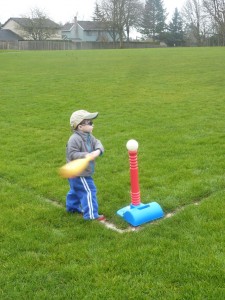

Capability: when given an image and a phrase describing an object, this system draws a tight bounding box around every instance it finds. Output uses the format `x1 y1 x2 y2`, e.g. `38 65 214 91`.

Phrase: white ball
126 139 139 151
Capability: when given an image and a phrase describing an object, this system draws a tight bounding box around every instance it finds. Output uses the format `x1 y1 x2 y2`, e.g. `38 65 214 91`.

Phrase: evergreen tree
140 0 167 41
92 2 105 22
155 0 167 37
166 8 184 46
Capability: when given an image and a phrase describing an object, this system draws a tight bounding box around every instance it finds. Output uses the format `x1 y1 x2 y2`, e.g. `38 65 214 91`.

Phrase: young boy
66 109 105 221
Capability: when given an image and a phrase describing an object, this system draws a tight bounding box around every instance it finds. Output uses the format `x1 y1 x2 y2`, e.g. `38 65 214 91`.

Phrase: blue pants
66 177 99 220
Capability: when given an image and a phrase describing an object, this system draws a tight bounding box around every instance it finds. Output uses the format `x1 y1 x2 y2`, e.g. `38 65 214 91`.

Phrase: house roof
62 21 108 32
61 23 74 31
3 18 61 29
78 21 107 31
0 29 23 41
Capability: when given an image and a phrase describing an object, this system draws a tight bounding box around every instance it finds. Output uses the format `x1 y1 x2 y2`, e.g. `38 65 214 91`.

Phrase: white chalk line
44 198 202 233
99 202 201 233
0 177 209 234
99 220 140 233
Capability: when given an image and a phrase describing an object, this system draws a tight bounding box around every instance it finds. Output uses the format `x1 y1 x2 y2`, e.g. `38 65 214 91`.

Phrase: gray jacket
66 130 104 177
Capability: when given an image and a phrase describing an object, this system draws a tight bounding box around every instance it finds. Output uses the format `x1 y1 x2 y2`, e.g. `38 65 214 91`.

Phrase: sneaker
97 215 106 221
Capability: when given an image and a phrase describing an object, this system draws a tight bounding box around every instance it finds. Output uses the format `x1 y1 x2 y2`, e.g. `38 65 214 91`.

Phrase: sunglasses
80 120 93 126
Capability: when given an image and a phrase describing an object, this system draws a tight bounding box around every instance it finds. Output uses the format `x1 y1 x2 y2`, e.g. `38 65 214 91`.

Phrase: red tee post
117 139 164 226
128 150 141 206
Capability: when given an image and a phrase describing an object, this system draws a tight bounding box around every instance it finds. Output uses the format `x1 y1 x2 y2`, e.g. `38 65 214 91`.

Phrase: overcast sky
1 0 186 25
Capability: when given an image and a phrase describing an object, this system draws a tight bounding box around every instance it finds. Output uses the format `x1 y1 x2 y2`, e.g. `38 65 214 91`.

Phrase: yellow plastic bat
59 156 92 178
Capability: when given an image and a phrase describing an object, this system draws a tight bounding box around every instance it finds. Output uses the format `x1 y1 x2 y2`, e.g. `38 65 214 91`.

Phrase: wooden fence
0 40 166 51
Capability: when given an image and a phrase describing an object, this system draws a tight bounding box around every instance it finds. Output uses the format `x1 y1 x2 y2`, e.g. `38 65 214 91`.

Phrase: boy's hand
86 149 101 160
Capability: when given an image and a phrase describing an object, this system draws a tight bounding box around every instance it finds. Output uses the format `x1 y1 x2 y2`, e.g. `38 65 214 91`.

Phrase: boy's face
79 119 94 133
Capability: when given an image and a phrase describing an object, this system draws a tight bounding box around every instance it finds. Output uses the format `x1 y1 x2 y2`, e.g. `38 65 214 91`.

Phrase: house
0 29 23 41
61 17 115 42
2 18 61 40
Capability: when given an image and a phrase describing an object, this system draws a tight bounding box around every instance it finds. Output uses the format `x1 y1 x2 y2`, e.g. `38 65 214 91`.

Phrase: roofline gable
61 23 75 32
61 20 111 32
2 17 60 29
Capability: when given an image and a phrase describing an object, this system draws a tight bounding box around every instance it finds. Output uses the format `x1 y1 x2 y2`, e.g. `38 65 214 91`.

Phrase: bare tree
98 0 122 44
94 0 144 46
21 7 60 40
181 0 210 46
124 0 144 41
202 0 225 45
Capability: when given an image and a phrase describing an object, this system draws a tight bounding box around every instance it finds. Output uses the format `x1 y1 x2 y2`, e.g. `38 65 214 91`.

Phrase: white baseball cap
70 110 98 129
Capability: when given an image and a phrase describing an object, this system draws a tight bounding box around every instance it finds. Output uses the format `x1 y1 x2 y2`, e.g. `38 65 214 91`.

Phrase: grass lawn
0 48 225 299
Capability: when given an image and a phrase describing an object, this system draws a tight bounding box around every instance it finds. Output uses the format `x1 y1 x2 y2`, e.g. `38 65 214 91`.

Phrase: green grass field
0 48 225 299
